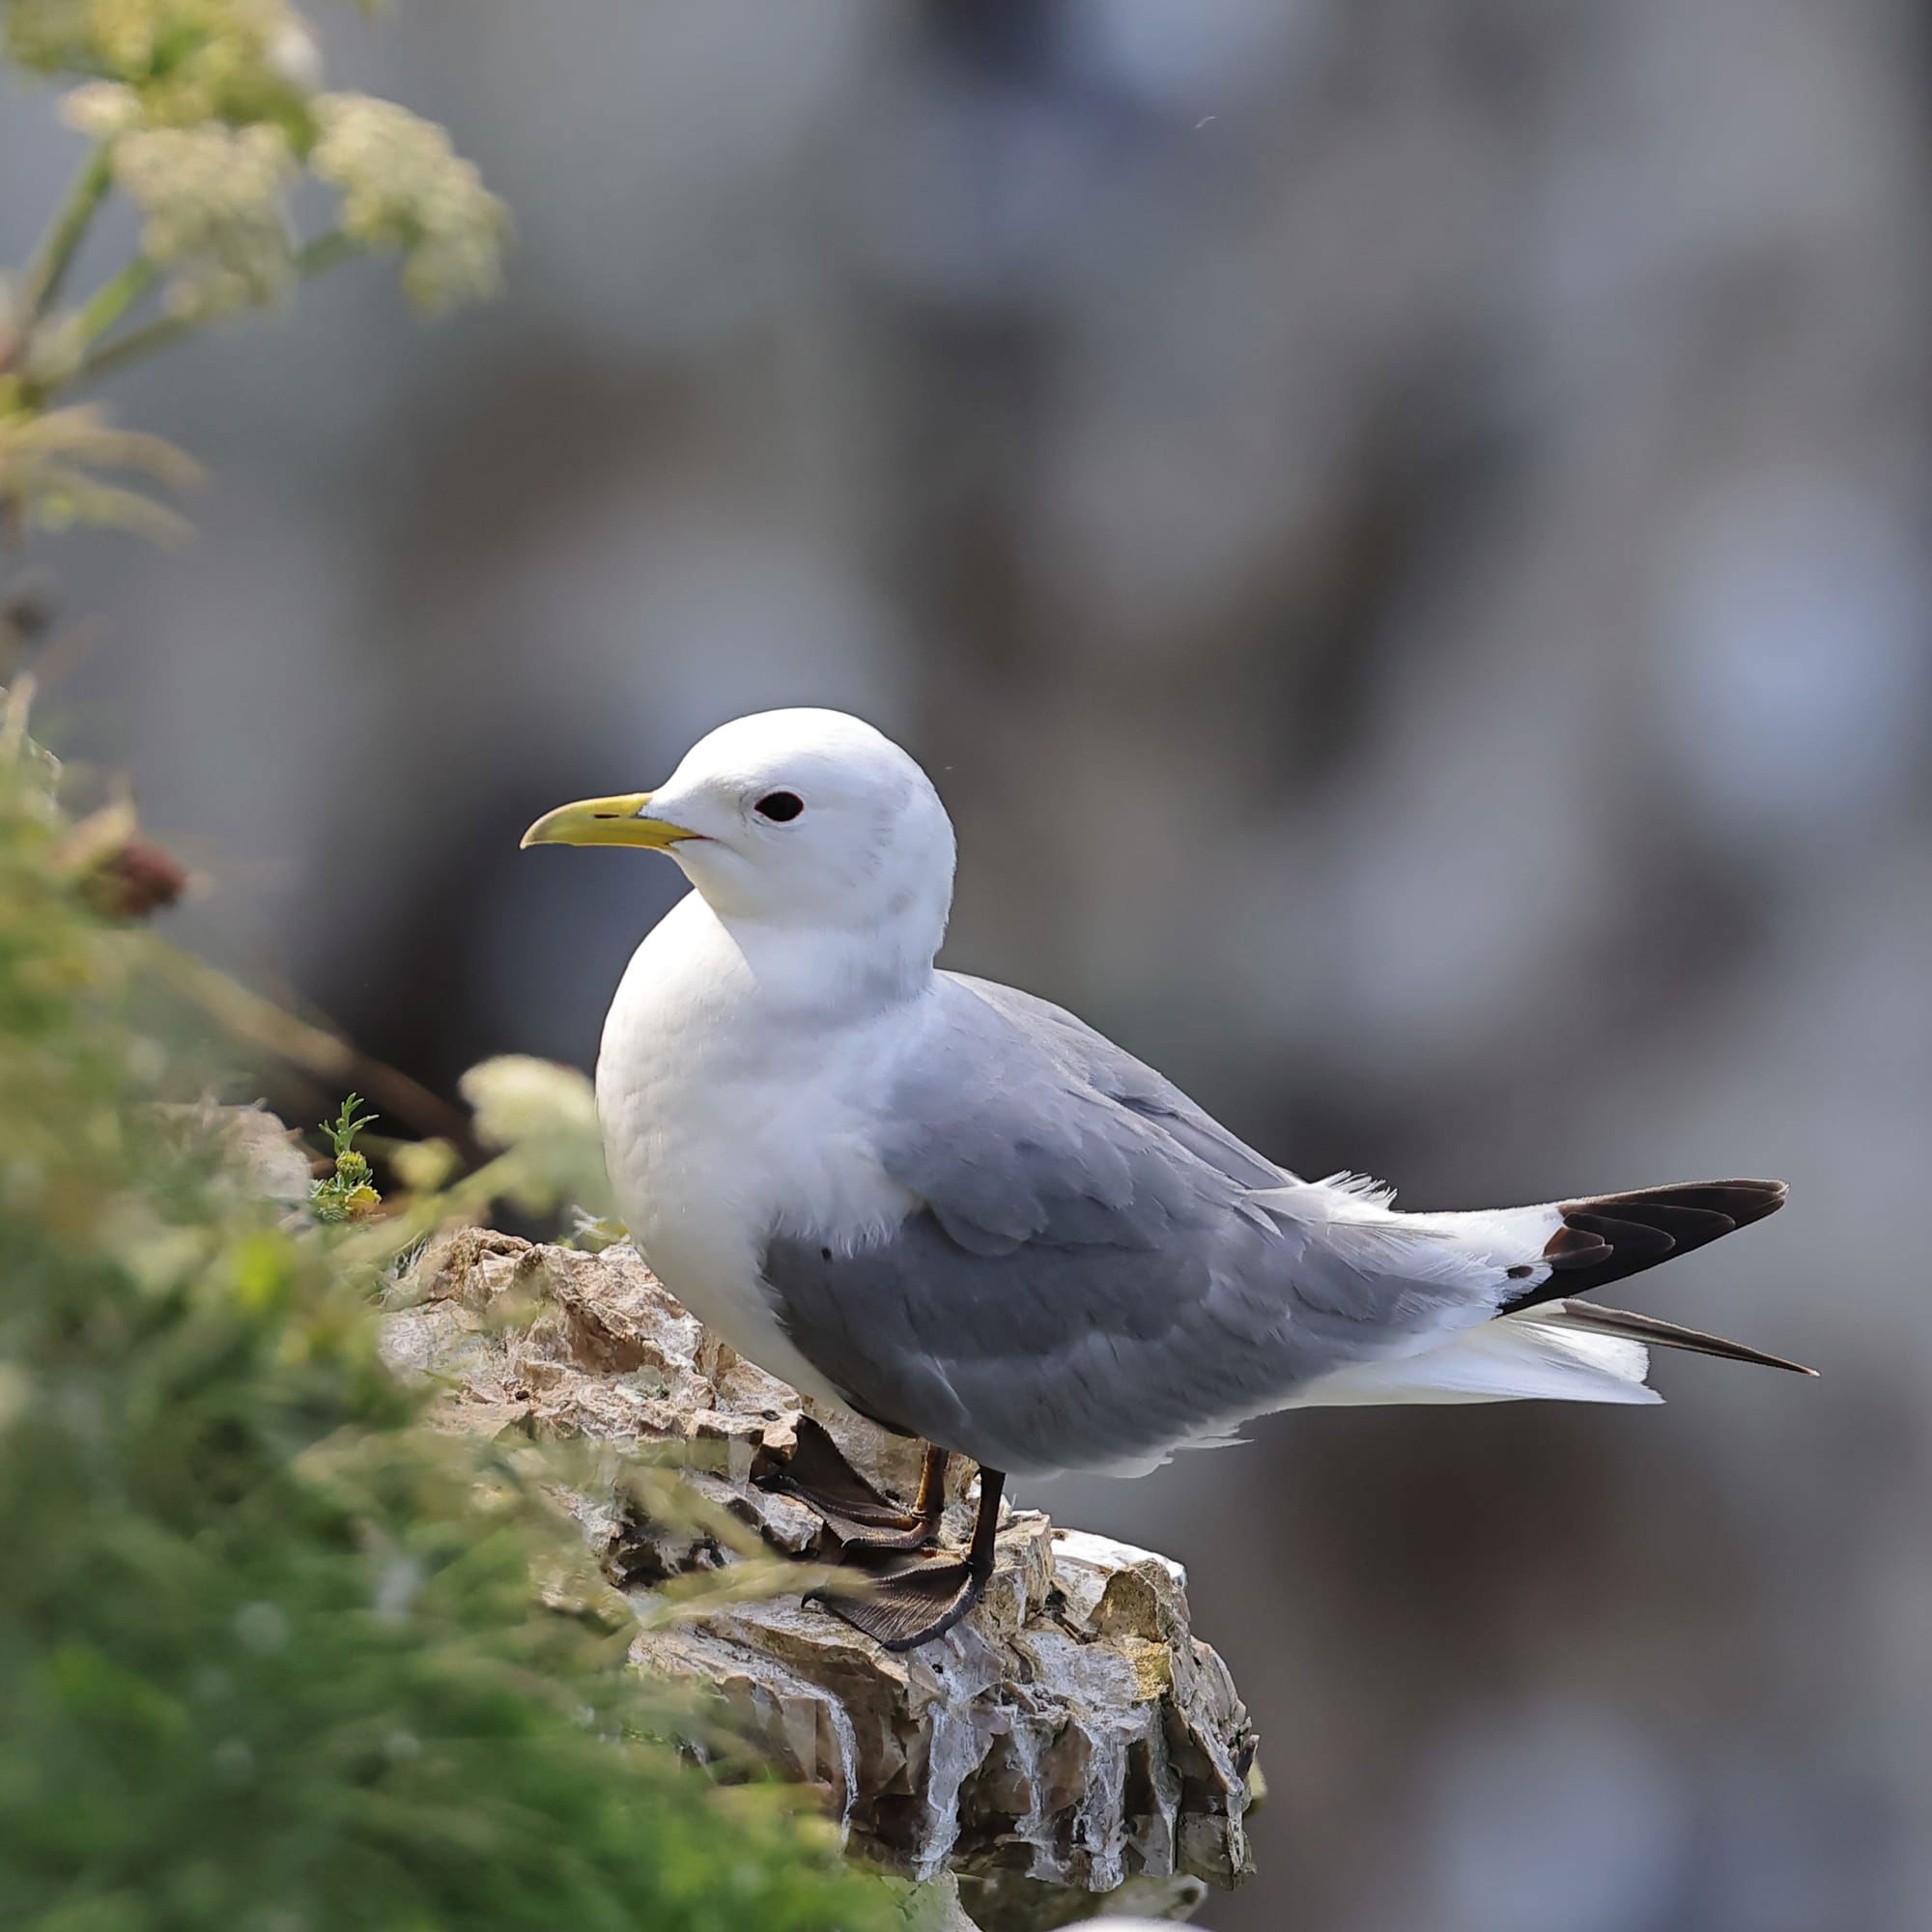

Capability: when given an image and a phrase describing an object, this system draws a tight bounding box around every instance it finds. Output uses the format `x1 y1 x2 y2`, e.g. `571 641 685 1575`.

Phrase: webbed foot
808 1553 986 1652
804 1466 1007 1652
762 1418 949 1552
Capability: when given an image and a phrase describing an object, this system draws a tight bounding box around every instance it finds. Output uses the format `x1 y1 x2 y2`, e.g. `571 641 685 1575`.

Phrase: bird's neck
702 899 938 1025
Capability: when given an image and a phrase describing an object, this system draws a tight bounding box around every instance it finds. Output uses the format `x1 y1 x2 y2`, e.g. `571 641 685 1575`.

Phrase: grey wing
946 975 1292 1198
761 976 1505 1476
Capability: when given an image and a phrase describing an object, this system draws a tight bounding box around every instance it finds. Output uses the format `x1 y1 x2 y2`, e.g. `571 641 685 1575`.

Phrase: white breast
595 892 923 1406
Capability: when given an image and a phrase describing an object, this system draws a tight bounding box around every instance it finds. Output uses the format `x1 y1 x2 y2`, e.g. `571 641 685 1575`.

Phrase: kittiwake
522 708 1806 1650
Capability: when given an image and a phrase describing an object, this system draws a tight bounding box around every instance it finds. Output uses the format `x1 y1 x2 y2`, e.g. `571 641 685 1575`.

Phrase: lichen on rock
381 1230 1257 1914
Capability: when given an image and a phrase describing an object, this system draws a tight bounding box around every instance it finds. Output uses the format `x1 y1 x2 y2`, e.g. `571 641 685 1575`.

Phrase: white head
522 708 956 971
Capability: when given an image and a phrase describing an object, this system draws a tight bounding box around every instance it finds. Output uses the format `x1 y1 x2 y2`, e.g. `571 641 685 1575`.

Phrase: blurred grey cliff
4 4 1926 1927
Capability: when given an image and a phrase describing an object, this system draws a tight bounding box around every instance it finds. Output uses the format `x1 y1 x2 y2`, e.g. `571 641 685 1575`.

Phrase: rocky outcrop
381 1230 1257 1922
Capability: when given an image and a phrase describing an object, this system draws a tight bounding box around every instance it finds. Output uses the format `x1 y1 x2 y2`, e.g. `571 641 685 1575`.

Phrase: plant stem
67 308 191 388
68 230 364 391
293 229 360 278
15 145 115 327
74 256 157 345
144 939 474 1145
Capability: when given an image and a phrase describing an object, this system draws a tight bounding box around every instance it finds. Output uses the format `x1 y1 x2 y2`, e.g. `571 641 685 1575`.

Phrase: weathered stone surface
382 1232 1256 1909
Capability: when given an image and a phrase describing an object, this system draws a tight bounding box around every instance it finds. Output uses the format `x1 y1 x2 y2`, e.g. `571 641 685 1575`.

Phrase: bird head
521 708 957 954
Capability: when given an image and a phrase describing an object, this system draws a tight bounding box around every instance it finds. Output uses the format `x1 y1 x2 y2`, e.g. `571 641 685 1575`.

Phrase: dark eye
753 790 804 823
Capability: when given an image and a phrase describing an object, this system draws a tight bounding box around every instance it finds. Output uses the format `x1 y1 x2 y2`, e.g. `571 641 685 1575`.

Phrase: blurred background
5 4 1928 1926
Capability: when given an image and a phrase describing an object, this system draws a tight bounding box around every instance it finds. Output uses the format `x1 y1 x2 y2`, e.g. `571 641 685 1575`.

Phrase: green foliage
309 1093 379 1222
0 404 200 540
320 1091 376 1162
0 19 901 1925
0 748 894 1927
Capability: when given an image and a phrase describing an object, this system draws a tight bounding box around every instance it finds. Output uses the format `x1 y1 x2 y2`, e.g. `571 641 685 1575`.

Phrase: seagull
523 708 1807 1651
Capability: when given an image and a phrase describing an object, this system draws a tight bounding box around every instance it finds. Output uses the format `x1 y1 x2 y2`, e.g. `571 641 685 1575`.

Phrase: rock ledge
382 1231 1255 1916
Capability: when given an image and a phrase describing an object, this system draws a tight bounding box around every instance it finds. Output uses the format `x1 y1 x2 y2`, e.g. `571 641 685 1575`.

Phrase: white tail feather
1291 1310 1661 1408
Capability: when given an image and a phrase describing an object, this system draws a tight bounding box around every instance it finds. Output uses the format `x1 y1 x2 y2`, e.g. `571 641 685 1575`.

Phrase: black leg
965 1468 1004 1572
762 1418 952 1552
809 1468 1007 1652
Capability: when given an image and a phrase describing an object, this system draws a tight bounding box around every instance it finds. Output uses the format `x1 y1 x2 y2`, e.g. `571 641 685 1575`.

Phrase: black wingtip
1535 1178 1789 1297
1498 1179 1790 1319
1552 1299 1816 1377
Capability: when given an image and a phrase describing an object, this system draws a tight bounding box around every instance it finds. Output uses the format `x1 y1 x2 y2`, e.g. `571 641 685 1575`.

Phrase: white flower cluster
59 81 146 140
460 1056 600 1151
311 94 509 312
111 121 296 318
10 0 317 124
459 1055 611 1219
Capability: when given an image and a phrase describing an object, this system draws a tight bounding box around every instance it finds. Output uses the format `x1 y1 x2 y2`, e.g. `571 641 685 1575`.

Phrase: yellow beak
519 791 696 851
